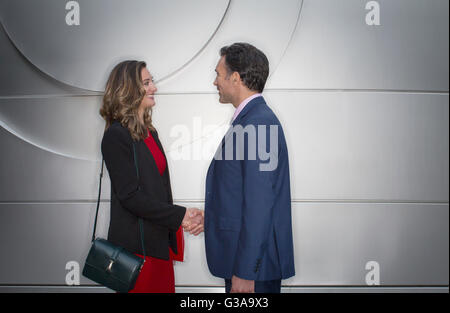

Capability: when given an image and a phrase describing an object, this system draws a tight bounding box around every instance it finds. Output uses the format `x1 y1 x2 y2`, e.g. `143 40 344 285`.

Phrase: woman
100 60 203 293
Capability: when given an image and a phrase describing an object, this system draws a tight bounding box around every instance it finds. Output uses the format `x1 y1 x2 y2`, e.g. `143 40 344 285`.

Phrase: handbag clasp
107 260 114 272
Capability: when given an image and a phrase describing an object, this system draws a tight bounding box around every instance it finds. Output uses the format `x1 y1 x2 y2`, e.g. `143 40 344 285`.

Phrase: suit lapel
209 97 266 177
220 96 265 150
232 96 265 126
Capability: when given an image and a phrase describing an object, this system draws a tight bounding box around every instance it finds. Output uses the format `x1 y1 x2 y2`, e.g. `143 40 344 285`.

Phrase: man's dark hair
220 42 269 93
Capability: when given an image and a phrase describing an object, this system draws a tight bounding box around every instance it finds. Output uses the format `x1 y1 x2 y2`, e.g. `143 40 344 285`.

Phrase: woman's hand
182 208 204 235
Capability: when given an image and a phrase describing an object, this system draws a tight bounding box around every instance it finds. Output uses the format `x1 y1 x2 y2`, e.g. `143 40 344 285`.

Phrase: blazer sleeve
232 119 277 280
101 126 186 231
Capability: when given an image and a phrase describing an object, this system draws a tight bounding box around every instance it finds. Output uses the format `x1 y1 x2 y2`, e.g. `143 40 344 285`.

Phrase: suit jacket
101 121 186 260
204 96 295 281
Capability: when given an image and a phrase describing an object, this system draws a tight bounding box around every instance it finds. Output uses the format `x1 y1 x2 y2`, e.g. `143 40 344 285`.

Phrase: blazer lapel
151 130 165 155
140 131 167 187
211 97 265 166
219 96 265 150
231 96 264 127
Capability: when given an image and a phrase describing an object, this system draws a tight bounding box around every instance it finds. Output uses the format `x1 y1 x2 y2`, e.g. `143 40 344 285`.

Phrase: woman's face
140 67 157 109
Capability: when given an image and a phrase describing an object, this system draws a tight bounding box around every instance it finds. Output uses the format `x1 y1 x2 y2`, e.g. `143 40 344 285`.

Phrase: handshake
181 208 204 236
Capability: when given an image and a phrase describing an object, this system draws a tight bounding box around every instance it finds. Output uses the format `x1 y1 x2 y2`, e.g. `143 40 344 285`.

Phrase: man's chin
218 96 228 104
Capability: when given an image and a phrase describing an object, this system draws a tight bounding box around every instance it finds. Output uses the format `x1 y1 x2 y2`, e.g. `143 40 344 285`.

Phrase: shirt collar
231 93 262 123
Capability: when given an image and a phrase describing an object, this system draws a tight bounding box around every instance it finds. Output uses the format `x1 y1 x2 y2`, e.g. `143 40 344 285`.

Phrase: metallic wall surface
0 0 448 292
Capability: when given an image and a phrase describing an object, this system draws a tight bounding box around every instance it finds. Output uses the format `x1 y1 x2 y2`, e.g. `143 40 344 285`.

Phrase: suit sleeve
101 126 186 231
232 120 277 280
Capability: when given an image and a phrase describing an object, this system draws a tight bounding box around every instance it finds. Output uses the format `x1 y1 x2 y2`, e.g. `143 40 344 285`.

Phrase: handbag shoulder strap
91 141 146 259
91 158 104 242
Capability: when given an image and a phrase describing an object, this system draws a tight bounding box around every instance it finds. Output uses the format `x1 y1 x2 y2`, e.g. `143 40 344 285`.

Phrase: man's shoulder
245 99 281 126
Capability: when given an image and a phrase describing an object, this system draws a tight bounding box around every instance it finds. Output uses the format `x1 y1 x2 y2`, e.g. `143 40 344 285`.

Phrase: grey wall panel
0 0 231 91
2 91 446 202
0 126 105 201
0 24 94 97
264 91 449 202
0 202 447 286
285 202 449 286
268 0 449 92
0 96 104 161
114 0 450 93
0 286 447 293
2 0 446 94
0 203 103 284
151 93 234 202
0 201 218 286
151 92 449 202
153 0 303 94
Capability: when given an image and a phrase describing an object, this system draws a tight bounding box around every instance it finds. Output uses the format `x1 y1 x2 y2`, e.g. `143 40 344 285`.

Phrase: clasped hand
181 208 204 236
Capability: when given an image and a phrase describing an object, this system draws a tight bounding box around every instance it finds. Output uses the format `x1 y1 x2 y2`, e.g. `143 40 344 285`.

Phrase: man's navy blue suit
204 96 295 288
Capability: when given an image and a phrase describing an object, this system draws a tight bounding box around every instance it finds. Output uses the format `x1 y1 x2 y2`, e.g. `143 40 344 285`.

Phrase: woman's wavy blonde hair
100 60 155 140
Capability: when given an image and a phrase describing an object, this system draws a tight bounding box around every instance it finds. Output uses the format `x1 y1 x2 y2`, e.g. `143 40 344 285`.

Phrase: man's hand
181 208 204 235
230 275 255 293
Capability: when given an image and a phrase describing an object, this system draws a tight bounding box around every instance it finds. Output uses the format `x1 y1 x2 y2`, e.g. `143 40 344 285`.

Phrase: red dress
128 130 184 293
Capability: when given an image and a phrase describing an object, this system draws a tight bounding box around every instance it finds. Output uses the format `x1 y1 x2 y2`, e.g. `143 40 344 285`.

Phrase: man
204 43 295 293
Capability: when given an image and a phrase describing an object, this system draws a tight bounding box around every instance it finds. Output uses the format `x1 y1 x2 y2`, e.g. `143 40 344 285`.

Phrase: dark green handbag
82 142 145 293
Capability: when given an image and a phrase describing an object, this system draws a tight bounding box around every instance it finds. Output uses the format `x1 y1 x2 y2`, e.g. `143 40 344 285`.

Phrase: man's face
213 56 234 104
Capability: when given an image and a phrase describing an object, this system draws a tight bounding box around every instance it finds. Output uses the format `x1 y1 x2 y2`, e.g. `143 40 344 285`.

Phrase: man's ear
231 71 241 84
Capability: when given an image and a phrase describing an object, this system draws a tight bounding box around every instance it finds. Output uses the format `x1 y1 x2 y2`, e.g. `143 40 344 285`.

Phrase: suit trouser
225 279 281 293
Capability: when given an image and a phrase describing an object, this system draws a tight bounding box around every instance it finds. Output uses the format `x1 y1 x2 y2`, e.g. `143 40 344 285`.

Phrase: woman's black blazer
101 121 186 260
